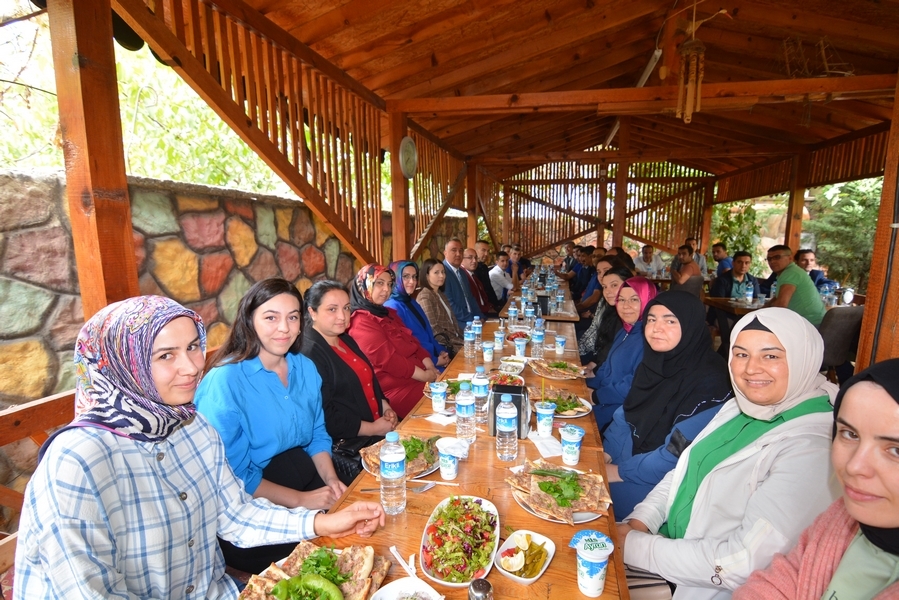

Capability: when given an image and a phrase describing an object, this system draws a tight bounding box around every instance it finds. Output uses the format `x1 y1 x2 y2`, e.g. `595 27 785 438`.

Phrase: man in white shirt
489 251 515 302
634 244 664 274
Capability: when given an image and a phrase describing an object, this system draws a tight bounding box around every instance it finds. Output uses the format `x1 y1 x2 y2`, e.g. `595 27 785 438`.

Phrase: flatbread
508 460 611 525
238 541 390 600
529 359 585 380
358 434 439 479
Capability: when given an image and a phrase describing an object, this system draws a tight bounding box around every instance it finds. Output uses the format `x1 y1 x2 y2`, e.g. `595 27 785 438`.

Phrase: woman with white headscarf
616 307 840 600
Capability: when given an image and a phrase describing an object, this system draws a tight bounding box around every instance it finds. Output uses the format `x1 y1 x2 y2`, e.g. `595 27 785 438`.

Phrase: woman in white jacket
617 307 840 600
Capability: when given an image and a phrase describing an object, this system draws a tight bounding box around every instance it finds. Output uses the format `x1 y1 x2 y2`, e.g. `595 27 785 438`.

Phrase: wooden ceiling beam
631 115 776 147
473 144 806 165
386 73 897 116
376 0 664 99
458 114 602 156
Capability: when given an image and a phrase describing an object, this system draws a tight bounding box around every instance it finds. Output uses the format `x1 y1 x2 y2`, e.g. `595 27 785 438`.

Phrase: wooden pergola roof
245 0 899 177
44 0 899 369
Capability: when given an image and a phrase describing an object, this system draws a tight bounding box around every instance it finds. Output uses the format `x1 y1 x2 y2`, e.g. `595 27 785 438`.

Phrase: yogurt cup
435 438 459 480
554 335 567 355
494 330 505 349
560 424 585 465
514 338 528 357
482 341 494 362
569 530 614 597
535 402 556 437
429 381 448 412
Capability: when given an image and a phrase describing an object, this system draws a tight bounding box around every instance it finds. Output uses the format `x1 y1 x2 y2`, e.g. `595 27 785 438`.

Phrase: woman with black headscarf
348 264 440 419
602 291 733 516
735 358 899 599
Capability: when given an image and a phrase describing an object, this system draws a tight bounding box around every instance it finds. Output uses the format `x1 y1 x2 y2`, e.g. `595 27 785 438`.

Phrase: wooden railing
409 132 467 260
116 0 385 263
0 391 76 572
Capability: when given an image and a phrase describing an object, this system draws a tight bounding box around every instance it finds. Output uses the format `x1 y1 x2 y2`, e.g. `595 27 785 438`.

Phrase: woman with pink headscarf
587 276 658 431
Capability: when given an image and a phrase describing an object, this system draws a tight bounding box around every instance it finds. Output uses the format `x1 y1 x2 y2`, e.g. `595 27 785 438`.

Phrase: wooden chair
819 305 865 383
669 275 705 298
0 391 76 574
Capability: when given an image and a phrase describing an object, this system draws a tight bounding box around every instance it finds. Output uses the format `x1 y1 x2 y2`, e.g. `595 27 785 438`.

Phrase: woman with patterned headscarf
14 296 384 599
735 358 899 599
587 276 658 431
348 264 441 419
384 260 450 370
617 308 839 600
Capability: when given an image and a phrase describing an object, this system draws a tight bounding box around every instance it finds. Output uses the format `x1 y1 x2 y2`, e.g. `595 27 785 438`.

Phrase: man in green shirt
766 244 826 326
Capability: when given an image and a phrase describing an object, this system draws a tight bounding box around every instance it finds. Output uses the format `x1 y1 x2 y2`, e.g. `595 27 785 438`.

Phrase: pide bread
237 540 390 600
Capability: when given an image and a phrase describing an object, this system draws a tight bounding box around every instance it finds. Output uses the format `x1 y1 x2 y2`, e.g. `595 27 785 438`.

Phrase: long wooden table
498 289 580 322
317 321 629 599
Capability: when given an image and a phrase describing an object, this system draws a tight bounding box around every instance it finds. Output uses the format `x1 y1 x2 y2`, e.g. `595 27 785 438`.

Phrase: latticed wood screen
124 0 385 262
506 164 607 256
410 131 466 253
807 128 889 186
624 163 711 251
477 170 504 248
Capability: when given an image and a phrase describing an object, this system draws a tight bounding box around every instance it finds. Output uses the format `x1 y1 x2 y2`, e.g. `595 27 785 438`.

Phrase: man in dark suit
442 238 482 325
474 240 502 311
463 248 497 317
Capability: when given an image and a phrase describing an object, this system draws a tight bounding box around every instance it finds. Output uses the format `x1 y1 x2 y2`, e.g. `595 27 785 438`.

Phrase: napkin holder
487 384 530 439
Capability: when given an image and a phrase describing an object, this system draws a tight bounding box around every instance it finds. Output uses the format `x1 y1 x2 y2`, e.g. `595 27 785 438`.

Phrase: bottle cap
460 382 471 390
476 366 485 373
501 394 512 402
386 431 399 442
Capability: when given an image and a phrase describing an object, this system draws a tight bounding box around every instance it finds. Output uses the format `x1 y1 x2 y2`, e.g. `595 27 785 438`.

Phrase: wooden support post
597 162 608 248
857 68 899 369
502 185 511 243
612 118 630 246
48 0 139 319
389 111 410 261
467 166 478 247
784 153 810 252
700 183 714 249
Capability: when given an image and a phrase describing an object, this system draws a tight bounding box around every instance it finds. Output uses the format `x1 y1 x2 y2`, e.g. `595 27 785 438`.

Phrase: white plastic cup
494 330 505 350
535 402 556 437
429 381 448 412
482 341 494 362
560 424 585 465
514 338 528 357
554 335 567 355
435 437 459 480
569 531 615 598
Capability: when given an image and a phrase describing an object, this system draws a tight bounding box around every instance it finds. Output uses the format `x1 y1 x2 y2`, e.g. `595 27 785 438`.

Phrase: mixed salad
421 497 498 584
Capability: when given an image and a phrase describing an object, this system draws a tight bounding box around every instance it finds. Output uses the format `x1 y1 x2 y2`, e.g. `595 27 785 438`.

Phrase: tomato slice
422 549 433 568
473 568 486 579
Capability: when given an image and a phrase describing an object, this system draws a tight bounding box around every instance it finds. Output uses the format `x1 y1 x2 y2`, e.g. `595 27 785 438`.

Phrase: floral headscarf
350 263 395 318
72 295 206 443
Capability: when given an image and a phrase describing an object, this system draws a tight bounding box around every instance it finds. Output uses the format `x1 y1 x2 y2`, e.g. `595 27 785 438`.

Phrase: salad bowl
419 496 499 588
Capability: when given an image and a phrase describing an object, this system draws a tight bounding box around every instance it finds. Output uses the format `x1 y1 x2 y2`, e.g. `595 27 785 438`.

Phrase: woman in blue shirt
588 276 657 431
384 260 450 368
196 278 344 573
602 291 732 515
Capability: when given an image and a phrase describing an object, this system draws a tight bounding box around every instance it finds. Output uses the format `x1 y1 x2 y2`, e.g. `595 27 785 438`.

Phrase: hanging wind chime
676 38 705 123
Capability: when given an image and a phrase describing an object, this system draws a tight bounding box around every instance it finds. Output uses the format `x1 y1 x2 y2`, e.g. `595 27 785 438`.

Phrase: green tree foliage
1 3 295 196
805 178 881 293
710 199 765 273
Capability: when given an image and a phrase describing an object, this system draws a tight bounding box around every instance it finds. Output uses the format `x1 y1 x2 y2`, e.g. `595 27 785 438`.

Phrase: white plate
531 397 592 419
419 496 500 588
493 530 555 585
362 456 440 480
370 577 444 600
529 361 584 380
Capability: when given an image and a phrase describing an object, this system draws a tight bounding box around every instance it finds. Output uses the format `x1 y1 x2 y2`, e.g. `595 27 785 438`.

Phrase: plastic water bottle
531 325 545 358
524 303 535 329
495 394 518 461
471 366 490 424
455 382 476 444
472 316 483 349
508 300 518 323
380 431 406 515
463 321 476 358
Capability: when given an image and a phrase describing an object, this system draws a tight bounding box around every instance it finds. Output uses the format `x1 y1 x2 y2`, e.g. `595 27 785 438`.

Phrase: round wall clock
399 136 418 179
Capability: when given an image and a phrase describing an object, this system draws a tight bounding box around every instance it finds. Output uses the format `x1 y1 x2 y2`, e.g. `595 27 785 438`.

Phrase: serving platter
419 496 499 588
511 489 601 525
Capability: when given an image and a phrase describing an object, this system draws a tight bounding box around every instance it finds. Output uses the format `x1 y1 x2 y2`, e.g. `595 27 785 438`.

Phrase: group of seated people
15 236 893 599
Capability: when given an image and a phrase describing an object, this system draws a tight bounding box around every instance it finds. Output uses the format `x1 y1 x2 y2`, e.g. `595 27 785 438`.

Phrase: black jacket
301 328 387 440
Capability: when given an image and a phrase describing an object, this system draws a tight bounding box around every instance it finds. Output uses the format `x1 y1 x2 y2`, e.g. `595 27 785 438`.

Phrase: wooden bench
0 391 76 573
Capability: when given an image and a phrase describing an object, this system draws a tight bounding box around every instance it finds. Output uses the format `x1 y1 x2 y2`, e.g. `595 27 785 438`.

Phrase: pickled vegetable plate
493 530 555 585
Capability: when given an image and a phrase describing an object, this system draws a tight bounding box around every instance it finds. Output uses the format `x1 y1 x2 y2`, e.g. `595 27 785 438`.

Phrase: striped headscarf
73 295 206 442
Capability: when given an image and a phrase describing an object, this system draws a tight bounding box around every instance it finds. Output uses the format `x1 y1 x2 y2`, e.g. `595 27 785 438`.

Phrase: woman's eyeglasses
402 274 419 281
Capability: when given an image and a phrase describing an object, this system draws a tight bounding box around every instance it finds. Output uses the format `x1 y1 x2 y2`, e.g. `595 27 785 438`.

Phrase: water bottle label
497 415 517 432
532 331 545 343
473 322 482 333
509 309 518 319
464 331 475 341
525 307 535 317
473 382 489 396
380 458 405 480
457 401 475 417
